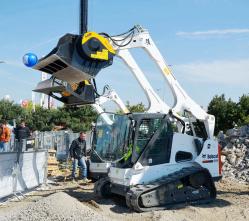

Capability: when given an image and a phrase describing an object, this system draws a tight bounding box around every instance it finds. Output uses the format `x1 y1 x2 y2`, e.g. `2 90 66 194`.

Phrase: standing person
0 120 11 152
0 123 4 152
69 132 90 183
14 121 31 161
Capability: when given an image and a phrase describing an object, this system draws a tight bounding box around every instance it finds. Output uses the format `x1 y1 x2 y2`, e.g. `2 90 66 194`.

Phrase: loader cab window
139 121 173 166
186 120 208 140
92 113 131 162
135 118 163 155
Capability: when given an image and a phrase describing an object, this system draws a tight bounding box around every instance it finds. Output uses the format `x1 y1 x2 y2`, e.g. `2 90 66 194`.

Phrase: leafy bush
208 94 249 134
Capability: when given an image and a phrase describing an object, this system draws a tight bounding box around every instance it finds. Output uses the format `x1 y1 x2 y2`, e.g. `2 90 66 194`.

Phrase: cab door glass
139 122 173 166
136 118 162 155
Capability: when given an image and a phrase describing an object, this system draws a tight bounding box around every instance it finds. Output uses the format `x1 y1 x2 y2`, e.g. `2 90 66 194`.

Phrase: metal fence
34 130 91 160
0 130 92 199
1 130 92 160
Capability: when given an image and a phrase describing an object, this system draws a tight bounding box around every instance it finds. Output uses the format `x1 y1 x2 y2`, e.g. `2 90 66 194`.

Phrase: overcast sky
0 0 249 109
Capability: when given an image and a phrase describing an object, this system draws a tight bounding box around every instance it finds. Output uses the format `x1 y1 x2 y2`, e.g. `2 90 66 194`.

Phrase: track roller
94 177 112 198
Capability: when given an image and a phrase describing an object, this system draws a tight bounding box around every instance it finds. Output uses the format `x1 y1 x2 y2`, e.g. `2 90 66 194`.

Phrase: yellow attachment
82 32 116 54
61 80 91 97
83 80 91 85
91 49 109 60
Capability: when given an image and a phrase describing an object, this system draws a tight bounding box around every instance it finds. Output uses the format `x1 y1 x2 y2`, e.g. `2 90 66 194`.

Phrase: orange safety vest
0 125 11 142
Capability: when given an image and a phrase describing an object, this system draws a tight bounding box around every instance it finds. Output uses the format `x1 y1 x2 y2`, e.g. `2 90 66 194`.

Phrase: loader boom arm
108 25 215 138
93 88 129 114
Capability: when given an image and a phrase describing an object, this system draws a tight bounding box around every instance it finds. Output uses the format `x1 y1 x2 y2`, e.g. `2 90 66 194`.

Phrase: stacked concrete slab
0 150 47 199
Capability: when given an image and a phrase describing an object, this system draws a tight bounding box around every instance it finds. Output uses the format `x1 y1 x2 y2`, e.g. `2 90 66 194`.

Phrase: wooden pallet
47 149 60 176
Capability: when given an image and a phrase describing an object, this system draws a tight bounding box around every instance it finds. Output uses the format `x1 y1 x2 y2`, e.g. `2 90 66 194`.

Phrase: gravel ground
0 178 248 221
0 191 110 221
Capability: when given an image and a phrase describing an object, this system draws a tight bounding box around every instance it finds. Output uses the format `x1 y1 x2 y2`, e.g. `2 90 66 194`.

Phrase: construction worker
0 120 11 152
69 132 90 183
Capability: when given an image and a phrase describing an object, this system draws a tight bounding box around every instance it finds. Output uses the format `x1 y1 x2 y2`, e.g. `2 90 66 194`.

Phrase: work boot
81 177 91 184
68 176 77 183
72 178 77 183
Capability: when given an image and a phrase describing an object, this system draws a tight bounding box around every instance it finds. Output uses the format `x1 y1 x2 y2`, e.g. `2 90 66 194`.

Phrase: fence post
43 149 48 185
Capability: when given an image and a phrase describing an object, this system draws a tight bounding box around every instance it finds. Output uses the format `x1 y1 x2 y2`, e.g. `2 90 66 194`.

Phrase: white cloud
173 58 249 86
176 28 249 37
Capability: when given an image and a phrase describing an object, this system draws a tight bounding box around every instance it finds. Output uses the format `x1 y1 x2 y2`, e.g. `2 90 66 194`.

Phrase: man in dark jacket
70 132 90 183
14 121 31 141
14 121 31 163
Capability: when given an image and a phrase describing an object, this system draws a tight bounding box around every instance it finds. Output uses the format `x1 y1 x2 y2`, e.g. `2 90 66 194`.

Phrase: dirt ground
0 178 248 221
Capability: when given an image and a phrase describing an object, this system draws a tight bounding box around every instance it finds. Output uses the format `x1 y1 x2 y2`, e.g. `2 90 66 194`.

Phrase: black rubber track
126 166 217 212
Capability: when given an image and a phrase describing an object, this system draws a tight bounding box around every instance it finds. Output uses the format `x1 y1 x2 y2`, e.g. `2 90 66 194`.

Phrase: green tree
237 94 249 125
29 106 53 131
63 105 97 132
126 101 146 113
0 100 24 122
208 94 239 134
0 99 98 132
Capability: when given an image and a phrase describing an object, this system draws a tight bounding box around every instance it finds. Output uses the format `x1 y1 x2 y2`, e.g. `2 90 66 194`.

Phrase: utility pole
79 0 88 34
